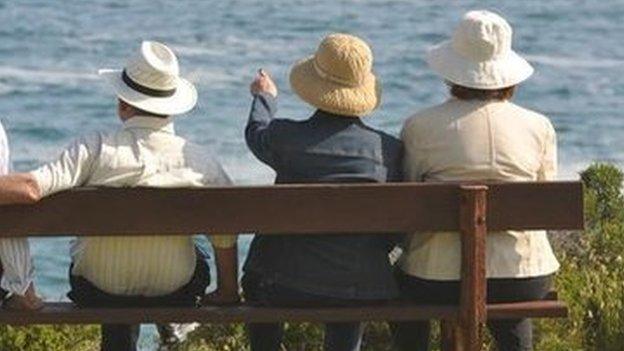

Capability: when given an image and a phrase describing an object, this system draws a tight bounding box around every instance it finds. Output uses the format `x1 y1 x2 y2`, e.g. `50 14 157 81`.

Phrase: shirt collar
123 116 175 134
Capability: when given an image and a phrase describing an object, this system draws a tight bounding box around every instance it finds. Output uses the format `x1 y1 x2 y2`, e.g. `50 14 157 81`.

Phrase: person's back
400 97 558 281
51 117 227 296
260 113 401 183
402 98 555 183
244 106 402 298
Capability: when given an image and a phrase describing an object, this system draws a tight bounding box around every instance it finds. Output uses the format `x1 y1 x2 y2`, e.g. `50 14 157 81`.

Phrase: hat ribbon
312 58 363 88
122 70 177 98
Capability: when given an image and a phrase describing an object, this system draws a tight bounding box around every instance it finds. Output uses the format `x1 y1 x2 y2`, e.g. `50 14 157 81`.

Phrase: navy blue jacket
243 93 403 299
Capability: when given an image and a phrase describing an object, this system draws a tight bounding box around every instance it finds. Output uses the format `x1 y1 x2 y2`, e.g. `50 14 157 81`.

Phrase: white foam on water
185 68 241 87
0 66 98 86
0 82 13 96
174 45 227 57
525 55 624 69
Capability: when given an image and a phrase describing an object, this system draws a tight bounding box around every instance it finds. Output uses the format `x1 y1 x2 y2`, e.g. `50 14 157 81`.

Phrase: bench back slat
0 182 583 237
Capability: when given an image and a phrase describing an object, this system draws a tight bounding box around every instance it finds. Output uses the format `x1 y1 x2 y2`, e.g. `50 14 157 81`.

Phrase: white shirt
0 120 35 297
399 98 560 280
30 116 236 296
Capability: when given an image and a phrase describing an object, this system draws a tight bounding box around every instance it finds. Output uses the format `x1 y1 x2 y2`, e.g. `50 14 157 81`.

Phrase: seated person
0 41 238 351
393 11 559 351
243 33 403 351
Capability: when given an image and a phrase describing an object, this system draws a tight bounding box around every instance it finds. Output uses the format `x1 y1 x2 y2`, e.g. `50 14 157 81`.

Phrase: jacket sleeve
537 122 558 181
245 93 279 167
401 121 426 182
29 133 100 197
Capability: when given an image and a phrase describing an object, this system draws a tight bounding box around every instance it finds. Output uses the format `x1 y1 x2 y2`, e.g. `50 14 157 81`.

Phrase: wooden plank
0 182 583 237
487 181 585 231
0 303 458 325
441 291 562 350
0 301 567 325
488 300 568 319
456 186 488 351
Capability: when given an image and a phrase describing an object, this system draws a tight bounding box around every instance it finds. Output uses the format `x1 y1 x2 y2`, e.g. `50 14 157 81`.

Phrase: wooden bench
0 182 584 350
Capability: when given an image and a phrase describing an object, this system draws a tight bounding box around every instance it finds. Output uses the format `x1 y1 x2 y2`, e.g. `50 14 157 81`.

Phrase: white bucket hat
99 41 197 115
426 10 534 89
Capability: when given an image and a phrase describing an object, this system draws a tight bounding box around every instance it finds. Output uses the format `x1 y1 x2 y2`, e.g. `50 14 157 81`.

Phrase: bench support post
442 185 488 351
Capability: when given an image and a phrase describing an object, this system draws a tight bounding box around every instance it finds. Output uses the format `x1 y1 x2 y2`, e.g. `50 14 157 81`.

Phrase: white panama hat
426 10 534 89
99 41 197 115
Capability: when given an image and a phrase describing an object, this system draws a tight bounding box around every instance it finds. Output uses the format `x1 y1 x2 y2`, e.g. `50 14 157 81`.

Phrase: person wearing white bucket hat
394 10 559 351
241 34 403 351
0 41 238 351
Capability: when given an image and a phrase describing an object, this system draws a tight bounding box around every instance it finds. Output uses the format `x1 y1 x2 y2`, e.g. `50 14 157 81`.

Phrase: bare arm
0 173 41 205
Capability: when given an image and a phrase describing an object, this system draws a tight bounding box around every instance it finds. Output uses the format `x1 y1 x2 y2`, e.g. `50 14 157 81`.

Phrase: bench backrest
0 182 583 236
0 182 584 351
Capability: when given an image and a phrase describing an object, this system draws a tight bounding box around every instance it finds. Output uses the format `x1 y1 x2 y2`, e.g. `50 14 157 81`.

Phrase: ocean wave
0 66 98 86
174 45 227 57
525 55 624 69
185 68 242 87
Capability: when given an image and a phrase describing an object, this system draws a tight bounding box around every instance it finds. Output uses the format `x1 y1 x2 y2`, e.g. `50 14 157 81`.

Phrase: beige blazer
399 98 560 280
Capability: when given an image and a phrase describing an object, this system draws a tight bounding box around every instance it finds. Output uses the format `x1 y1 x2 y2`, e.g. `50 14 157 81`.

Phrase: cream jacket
31 116 236 296
399 98 560 280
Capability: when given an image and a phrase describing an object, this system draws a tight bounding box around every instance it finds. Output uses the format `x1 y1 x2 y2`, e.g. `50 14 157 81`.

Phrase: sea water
1 0 623 348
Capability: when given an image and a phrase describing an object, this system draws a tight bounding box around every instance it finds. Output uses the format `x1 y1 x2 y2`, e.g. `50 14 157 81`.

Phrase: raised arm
245 70 279 167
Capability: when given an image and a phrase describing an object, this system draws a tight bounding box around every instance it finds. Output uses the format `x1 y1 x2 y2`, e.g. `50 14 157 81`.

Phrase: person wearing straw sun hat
394 10 559 351
0 41 239 351
242 33 402 351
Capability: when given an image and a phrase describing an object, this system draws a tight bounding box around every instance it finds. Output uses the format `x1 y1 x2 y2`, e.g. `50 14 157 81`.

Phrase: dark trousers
68 250 210 351
392 272 553 351
242 273 368 351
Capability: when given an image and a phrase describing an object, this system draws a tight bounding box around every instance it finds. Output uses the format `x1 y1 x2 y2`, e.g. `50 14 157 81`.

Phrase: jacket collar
311 109 362 123
123 116 175 134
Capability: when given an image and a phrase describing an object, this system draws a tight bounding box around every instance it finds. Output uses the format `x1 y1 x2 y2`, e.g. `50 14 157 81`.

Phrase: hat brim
289 56 381 117
426 40 534 89
98 69 198 115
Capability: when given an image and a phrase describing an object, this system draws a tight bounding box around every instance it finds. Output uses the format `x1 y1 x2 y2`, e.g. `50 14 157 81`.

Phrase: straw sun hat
290 33 381 117
427 10 534 89
99 41 197 116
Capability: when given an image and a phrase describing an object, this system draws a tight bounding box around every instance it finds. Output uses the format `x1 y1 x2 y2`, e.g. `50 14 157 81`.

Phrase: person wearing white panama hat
98 41 198 116
0 41 238 351
394 10 559 351
242 33 403 351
